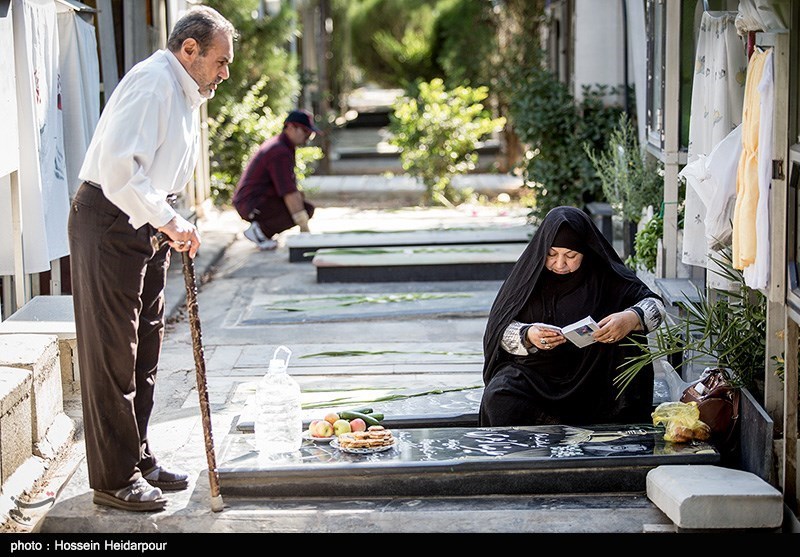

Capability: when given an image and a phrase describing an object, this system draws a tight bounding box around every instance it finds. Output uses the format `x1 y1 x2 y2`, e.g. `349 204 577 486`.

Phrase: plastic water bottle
254 346 302 455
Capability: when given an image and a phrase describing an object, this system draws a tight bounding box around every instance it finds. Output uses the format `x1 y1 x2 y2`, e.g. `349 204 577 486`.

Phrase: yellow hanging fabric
732 48 768 270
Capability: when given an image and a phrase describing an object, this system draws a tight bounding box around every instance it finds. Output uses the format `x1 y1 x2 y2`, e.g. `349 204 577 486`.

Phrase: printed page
560 316 600 348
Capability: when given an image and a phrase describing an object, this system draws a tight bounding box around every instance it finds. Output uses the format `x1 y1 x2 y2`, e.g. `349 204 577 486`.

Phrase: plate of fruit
304 408 384 443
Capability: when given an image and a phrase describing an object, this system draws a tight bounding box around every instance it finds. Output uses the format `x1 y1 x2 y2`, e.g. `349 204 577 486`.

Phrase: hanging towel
56 6 100 199
733 47 769 271
742 47 773 290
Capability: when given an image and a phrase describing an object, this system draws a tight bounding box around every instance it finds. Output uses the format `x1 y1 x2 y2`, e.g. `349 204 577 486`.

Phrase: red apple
312 420 334 438
349 418 367 432
323 412 340 425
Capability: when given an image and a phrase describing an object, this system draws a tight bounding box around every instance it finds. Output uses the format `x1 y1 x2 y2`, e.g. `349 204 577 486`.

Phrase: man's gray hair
167 5 237 54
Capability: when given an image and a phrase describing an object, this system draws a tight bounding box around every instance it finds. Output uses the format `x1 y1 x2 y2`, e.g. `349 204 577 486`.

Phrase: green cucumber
345 407 373 415
369 413 384 421
339 410 381 426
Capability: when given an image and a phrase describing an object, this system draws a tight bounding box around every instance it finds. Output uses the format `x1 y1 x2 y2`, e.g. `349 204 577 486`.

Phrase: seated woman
480 206 665 427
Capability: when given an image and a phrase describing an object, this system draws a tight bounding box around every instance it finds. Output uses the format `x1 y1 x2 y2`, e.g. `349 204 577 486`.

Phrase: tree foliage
348 0 441 88
433 0 497 89
201 0 311 205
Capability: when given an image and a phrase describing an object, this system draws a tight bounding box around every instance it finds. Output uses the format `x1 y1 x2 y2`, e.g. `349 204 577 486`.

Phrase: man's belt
84 181 178 206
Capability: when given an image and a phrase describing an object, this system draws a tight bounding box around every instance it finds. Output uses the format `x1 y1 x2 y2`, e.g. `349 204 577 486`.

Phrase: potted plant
614 248 766 396
627 211 662 274
613 248 789 473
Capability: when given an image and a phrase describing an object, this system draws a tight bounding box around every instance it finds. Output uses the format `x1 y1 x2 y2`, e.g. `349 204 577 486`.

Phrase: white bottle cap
269 345 292 372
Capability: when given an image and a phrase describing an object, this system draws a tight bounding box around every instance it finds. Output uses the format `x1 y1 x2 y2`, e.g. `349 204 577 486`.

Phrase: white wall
573 0 626 106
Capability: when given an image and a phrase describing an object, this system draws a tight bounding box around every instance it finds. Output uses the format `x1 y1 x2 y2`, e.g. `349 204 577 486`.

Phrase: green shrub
202 0 303 206
585 113 664 224
508 56 623 221
389 78 505 205
434 0 496 88
626 212 662 273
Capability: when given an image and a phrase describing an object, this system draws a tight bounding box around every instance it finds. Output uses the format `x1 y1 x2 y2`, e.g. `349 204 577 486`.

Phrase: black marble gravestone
218 424 718 497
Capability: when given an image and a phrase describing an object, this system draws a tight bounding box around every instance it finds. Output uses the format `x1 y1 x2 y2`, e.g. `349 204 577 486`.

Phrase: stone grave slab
288 225 533 262
218 424 719 498
233 291 496 325
237 383 484 433
235 356 673 433
235 341 482 367
312 243 525 283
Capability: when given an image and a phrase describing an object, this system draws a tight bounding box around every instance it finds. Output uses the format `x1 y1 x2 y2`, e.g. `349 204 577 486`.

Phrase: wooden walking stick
181 249 224 512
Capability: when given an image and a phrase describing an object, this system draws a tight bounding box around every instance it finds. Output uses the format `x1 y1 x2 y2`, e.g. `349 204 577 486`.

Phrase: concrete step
305 173 524 199
287 224 534 262
312 243 525 283
0 295 79 398
0 333 75 529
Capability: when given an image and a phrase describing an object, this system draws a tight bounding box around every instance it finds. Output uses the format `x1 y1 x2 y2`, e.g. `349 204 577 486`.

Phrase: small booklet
535 316 600 348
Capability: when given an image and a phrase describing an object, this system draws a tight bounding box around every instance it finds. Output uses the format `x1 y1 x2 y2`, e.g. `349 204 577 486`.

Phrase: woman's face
545 247 584 274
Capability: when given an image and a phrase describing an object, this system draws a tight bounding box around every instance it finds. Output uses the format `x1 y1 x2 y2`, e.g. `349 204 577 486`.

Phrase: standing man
233 110 319 250
68 6 236 512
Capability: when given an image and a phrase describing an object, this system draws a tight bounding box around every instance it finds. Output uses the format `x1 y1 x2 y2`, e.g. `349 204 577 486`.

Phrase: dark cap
284 109 320 133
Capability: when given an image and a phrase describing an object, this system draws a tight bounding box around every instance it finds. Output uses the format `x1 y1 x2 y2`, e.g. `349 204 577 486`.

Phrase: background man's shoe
243 222 268 244
256 238 278 251
142 465 190 491
93 478 166 512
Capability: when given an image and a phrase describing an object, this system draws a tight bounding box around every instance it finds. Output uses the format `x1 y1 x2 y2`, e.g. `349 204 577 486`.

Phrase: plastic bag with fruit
651 401 711 443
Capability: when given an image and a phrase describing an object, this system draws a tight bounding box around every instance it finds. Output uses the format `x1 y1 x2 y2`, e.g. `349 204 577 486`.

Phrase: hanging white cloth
678 123 743 251
56 6 99 199
0 7 20 178
735 0 791 34
742 47 774 290
0 6 22 278
1 0 70 276
682 10 747 290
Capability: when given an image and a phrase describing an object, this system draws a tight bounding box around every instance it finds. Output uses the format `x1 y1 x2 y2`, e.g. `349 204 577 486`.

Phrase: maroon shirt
232 131 298 217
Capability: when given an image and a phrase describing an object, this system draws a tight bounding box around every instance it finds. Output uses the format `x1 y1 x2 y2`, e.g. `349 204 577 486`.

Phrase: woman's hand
528 325 566 350
595 310 641 344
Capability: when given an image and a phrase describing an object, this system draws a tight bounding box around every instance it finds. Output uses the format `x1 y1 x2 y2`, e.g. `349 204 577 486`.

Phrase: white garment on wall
682 11 747 290
0 8 20 177
742 47 774 290
56 9 100 199
735 0 791 34
679 124 743 251
1 0 70 276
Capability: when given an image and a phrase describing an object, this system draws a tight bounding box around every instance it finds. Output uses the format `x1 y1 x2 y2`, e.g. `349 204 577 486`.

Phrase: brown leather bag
680 367 740 444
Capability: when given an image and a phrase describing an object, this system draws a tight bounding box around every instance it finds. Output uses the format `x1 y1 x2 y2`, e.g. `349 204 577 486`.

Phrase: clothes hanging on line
678 123 742 252
741 47 774 290
682 10 746 290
